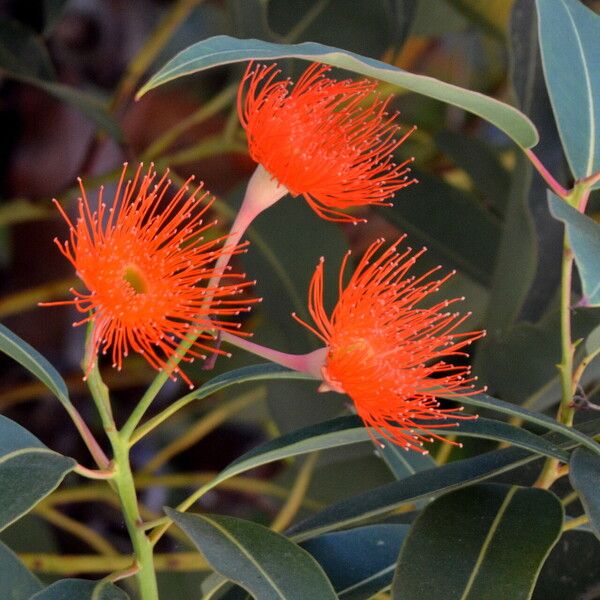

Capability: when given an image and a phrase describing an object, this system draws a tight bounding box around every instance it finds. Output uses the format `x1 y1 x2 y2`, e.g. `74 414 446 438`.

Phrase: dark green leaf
287 447 537 541
0 18 54 79
391 484 563 599
138 35 538 148
536 0 600 183
378 440 436 480
435 130 510 214
377 168 500 285
29 79 123 142
204 413 567 502
548 192 600 306
586 323 600 354
302 524 409 599
569 447 600 540
165 509 337 600
0 415 75 531
534 530 600 600
30 579 129 599
0 322 71 408
0 539 42 599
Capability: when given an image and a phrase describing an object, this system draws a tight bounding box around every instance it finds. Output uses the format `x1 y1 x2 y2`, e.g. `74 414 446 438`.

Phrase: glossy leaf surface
166 509 337 600
536 0 600 183
548 192 600 306
392 484 563 599
0 539 42 599
0 415 75 531
138 35 538 148
569 447 600 540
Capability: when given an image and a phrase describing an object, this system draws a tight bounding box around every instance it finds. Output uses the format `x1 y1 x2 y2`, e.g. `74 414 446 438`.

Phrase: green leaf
0 415 75 531
378 440 436 481
0 323 71 408
28 79 123 142
0 539 42 599
165 509 337 600
30 579 129 599
194 413 566 504
377 168 500 286
435 131 510 214
0 19 121 140
287 447 537 541
0 18 54 79
548 192 600 306
534 530 600 599
391 484 563 599
137 35 538 148
569 447 600 540
453 392 600 456
536 0 600 183
302 524 409 599
586 323 600 354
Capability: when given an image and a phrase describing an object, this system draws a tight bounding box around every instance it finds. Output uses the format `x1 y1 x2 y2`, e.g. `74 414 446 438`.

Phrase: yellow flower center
123 264 148 294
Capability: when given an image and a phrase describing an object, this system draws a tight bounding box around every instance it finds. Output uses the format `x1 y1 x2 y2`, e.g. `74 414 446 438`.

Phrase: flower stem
84 334 158 598
534 181 591 488
121 165 287 438
221 331 326 377
110 431 159 600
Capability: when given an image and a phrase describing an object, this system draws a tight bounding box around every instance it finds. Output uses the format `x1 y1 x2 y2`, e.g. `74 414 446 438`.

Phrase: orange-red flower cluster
294 237 485 453
47 164 256 387
238 62 416 222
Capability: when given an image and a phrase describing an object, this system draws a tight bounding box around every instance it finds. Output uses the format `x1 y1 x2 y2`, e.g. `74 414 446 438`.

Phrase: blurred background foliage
1 0 600 598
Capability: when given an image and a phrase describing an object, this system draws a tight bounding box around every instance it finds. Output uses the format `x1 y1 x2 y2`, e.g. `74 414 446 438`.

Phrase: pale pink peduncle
221 331 327 379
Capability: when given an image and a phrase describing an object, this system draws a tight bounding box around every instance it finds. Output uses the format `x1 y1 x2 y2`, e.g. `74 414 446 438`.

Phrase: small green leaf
0 415 75 531
302 524 409 599
138 35 538 148
391 484 563 599
30 579 129 599
165 509 337 600
0 323 70 408
536 0 600 183
548 192 600 306
569 447 600 540
0 539 42 599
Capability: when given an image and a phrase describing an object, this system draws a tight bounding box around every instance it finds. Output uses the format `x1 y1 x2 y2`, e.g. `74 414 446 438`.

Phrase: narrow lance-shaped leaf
0 323 70 406
536 0 600 184
569 447 600 541
548 192 600 306
165 509 337 600
391 484 563 600
137 35 538 149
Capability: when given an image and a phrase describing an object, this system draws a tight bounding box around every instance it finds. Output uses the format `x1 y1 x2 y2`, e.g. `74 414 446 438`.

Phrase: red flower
237 62 416 223
294 237 485 453
45 163 256 387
